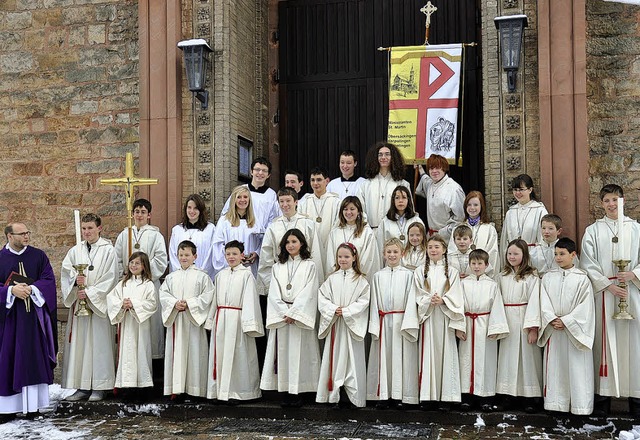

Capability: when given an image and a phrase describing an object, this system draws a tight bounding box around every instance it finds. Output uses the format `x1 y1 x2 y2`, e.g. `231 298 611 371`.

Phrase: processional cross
421 1 438 45
100 152 158 257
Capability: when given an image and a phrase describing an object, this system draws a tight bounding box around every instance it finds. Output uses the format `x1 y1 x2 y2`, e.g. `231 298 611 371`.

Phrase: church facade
0 0 638 275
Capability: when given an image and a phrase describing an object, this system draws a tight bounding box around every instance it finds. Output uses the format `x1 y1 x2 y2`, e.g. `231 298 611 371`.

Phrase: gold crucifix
421 1 438 45
100 152 158 257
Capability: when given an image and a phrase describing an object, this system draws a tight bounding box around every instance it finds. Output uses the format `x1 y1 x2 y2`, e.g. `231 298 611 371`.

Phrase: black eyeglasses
10 231 31 237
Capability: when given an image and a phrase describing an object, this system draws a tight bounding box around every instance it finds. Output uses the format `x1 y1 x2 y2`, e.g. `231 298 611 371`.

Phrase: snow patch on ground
474 414 485 427
618 424 640 440
124 403 164 417
0 418 91 439
503 413 518 420
553 420 616 436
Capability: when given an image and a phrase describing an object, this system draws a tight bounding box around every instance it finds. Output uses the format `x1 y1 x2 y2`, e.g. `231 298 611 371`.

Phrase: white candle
618 198 625 260
74 209 82 248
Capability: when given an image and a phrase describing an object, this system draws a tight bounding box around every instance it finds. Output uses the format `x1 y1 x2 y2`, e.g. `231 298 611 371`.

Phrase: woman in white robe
414 235 465 406
376 186 424 253
357 142 410 229
326 196 380 282
496 240 543 406
160 250 214 398
106 252 157 390
212 186 263 277
205 261 264 401
168 194 216 279
448 191 501 277
500 174 548 256
317 244 370 408
402 222 427 271
260 229 321 406
367 239 419 406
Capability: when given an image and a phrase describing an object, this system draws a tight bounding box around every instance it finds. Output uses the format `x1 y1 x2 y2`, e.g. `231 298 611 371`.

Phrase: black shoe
460 402 472 411
331 402 341 410
524 405 537 414
375 401 390 410
480 404 493 412
394 401 406 410
227 399 240 406
420 401 436 411
0 414 16 424
438 402 451 412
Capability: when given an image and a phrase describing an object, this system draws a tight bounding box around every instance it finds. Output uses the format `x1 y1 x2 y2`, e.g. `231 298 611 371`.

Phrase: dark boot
593 395 611 417
629 397 640 417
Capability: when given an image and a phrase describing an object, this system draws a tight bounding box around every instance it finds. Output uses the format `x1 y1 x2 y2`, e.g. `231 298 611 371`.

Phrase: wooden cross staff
100 152 158 257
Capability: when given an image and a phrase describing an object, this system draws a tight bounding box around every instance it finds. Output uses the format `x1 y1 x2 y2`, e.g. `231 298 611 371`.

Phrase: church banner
387 44 463 164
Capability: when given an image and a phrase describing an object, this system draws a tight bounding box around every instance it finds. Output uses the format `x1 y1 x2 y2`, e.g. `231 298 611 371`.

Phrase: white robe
531 240 581 278
356 174 410 229
458 275 509 397
495 272 543 397
257 213 324 294
317 269 370 407
298 192 341 261
580 216 640 398
415 174 465 241
402 246 426 271
539 267 594 414
414 260 465 402
260 257 321 394
168 222 216 279
205 265 264 400
500 200 548 255
212 216 263 277
220 184 281 231
448 248 473 278
114 224 168 359
448 221 501 277
325 224 381 282
327 176 366 201
376 214 424 254
366 266 419 403
106 277 157 388
159 265 214 397
61 238 119 391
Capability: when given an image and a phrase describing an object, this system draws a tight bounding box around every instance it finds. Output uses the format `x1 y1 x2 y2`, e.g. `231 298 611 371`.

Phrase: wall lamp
177 38 212 110
494 14 528 93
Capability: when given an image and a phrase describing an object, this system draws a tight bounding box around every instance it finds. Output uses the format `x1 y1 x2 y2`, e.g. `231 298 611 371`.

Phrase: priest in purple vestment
0 223 57 418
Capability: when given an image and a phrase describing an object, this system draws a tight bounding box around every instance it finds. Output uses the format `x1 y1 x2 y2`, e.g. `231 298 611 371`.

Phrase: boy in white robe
326 150 366 201
539 238 594 415
580 184 640 417
205 241 264 402
61 213 119 402
317 243 370 408
298 167 341 260
367 238 419 407
114 198 168 361
257 187 324 293
106 252 157 394
456 249 509 410
448 225 474 279
159 240 214 399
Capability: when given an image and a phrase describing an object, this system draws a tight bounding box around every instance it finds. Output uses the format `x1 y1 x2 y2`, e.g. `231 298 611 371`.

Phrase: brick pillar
138 0 183 238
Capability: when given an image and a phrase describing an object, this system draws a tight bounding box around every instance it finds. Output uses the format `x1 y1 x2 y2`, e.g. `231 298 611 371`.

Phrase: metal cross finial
421 1 438 28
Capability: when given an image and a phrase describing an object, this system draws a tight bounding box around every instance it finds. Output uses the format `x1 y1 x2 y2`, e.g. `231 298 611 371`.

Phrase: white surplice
316 269 370 407
376 214 424 254
114 224 168 359
205 265 264 400
356 174 410 229
212 216 263 277
168 222 216 279
256 213 324 294
402 246 426 271
366 266 419 404
538 267 594 414
220 184 281 231
415 174 465 240
458 275 509 397
500 201 548 255
495 272 543 397
448 248 473 278
325 224 381 282
159 265 214 397
298 192 341 259
260 257 321 394
61 238 119 391
327 176 366 201
414 260 465 402
106 277 157 388
580 216 640 398
530 240 581 278
448 221 501 277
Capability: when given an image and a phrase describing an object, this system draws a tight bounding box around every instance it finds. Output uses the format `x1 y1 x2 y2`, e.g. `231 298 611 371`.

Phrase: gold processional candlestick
73 263 92 317
100 152 158 258
612 259 634 320
421 1 438 45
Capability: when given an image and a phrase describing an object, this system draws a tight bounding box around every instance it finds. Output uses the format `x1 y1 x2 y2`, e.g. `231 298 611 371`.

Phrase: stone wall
586 0 640 218
0 1 139 276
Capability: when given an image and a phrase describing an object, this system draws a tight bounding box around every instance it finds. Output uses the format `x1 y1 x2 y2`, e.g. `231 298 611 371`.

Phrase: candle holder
73 263 92 317
612 259 634 320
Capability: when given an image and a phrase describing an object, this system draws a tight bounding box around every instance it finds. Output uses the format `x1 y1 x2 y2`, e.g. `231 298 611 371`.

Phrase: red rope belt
328 322 338 391
212 306 242 380
464 311 490 394
544 338 551 396
376 310 405 396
